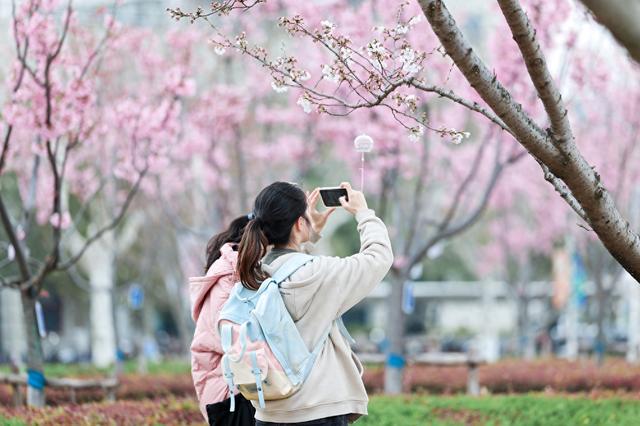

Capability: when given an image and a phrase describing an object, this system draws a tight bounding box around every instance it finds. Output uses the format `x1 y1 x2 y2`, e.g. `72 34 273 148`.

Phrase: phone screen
320 188 348 207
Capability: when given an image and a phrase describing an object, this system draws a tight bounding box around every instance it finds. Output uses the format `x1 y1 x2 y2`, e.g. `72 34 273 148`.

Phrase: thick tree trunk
384 273 406 394
21 291 45 407
89 257 117 368
579 0 640 64
516 289 532 358
164 273 191 356
418 0 640 282
0 288 26 363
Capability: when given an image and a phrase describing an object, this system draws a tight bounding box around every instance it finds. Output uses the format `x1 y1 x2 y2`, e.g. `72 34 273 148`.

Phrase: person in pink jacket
189 215 256 425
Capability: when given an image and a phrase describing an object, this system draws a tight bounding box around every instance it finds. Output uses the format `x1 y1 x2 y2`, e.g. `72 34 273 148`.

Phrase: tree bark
579 0 640 64
418 0 640 282
21 291 45 407
384 273 407 394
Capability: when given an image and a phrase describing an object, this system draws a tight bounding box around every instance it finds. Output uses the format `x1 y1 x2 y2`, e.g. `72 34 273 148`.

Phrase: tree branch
403 137 430 256
538 161 588 222
496 0 573 147
418 0 561 169
407 134 510 268
420 0 640 282
410 80 513 135
579 0 640 64
57 167 148 270
0 194 30 281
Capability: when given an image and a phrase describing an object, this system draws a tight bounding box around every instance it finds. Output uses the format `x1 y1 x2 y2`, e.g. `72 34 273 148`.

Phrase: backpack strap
298 321 334 380
270 253 314 286
337 317 356 345
221 322 249 363
250 351 266 409
221 355 236 412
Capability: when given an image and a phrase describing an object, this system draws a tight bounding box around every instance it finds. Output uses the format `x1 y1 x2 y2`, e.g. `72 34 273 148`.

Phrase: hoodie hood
189 243 238 322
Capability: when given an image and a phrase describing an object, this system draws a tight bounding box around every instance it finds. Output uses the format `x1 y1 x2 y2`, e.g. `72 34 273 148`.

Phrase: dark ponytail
237 182 308 290
205 215 250 272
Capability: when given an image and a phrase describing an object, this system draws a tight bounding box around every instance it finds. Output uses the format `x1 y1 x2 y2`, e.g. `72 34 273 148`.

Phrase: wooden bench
357 352 486 395
0 373 118 406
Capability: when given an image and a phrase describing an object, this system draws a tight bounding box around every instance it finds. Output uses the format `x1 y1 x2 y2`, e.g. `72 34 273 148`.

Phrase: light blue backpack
217 253 353 411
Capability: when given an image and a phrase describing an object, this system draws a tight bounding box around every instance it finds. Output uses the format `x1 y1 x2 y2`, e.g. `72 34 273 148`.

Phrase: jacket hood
189 243 238 322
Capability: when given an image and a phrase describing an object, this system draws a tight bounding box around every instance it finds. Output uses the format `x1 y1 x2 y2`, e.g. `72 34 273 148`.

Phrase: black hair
204 215 250 272
237 182 308 290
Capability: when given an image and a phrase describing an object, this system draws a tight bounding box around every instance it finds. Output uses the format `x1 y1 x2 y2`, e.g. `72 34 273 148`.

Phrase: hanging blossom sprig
171 1 483 144
167 0 265 22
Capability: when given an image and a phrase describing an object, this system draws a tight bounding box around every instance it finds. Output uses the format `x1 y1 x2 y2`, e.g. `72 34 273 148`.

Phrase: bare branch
49 0 73 63
538 161 588 222
438 130 493 231
418 0 561 168
0 275 23 290
57 167 148 270
496 0 573 147
410 80 513 135
402 137 430 255
0 195 30 281
407 134 511 269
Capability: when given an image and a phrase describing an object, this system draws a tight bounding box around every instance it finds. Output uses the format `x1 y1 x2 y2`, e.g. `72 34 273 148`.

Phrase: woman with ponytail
237 181 393 425
189 215 257 425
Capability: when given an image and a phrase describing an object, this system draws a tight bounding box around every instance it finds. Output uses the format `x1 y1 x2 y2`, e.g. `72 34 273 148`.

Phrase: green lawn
0 358 190 378
2 394 640 425
361 394 640 426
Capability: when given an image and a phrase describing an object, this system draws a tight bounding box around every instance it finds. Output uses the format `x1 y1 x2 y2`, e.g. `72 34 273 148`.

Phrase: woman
189 215 256 425
237 181 393 425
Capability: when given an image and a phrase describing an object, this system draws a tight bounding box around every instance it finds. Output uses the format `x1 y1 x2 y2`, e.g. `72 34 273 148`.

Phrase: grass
2 394 640 425
359 394 640 425
0 358 190 378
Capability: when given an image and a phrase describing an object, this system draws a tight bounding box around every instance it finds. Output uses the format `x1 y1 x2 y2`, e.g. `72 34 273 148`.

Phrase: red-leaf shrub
0 397 202 425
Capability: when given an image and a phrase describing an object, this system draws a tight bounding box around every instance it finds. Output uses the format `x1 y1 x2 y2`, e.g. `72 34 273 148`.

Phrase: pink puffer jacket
189 242 239 421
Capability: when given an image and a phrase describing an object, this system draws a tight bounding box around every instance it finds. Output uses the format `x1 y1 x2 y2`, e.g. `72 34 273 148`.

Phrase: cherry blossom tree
0 0 188 405
480 16 640 361
167 0 532 394
169 0 640 278
167 0 640 394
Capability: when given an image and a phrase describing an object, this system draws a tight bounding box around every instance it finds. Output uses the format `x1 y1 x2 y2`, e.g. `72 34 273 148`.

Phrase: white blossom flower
404 94 418 111
408 125 424 142
340 47 352 61
322 64 340 83
400 47 416 63
403 62 421 75
297 96 312 114
271 81 288 93
399 48 421 75
299 70 311 81
451 133 464 144
395 24 409 35
214 46 226 56
321 20 335 35
366 39 387 57
462 131 471 139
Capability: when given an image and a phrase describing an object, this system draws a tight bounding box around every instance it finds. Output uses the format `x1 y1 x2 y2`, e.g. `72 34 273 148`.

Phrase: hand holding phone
337 182 368 215
319 187 348 207
307 188 336 234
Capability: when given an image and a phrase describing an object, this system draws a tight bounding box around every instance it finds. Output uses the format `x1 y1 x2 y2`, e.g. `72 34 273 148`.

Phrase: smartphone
319 187 348 207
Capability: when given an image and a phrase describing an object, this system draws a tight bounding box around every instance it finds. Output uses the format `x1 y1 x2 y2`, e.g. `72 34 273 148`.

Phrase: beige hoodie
254 208 393 423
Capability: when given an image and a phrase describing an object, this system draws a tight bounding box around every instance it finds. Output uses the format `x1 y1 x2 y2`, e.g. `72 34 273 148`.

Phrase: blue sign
402 282 415 315
571 252 588 307
128 284 144 310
